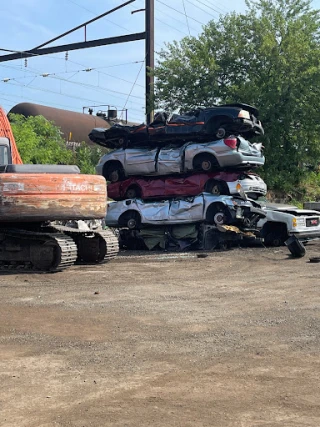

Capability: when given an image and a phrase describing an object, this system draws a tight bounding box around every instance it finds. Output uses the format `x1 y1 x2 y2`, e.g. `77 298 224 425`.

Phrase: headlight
236 182 242 192
292 217 305 227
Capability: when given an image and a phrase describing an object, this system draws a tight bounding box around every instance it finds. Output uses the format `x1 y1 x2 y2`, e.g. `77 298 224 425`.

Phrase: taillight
238 110 250 119
224 137 237 149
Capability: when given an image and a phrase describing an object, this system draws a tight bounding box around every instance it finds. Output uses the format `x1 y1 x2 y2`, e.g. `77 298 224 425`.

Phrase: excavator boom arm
0 107 23 164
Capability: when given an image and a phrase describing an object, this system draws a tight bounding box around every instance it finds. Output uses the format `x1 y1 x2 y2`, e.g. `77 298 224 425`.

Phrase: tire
285 235 306 258
125 186 141 199
216 127 226 139
264 231 286 247
105 164 124 183
193 154 218 172
206 117 231 139
207 203 229 225
127 218 138 229
120 211 141 230
206 180 229 196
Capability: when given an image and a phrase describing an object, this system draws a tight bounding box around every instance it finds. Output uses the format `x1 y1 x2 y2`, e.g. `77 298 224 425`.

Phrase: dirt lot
0 242 320 427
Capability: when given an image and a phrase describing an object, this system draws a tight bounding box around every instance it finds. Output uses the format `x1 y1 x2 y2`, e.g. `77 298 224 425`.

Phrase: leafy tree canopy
9 113 104 175
154 0 320 194
9 113 74 165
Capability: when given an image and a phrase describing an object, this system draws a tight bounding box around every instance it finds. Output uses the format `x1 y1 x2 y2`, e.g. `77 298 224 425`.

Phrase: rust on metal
0 106 23 164
0 174 107 221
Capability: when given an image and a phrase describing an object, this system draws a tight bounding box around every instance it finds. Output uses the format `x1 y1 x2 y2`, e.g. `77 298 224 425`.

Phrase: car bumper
220 154 265 169
227 180 267 197
290 230 320 241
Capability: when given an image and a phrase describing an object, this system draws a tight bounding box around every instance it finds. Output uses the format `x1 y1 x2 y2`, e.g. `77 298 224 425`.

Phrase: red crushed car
107 171 267 201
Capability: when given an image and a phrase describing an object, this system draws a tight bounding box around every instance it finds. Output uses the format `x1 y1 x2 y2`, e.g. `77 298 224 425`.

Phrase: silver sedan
97 136 265 182
105 193 265 230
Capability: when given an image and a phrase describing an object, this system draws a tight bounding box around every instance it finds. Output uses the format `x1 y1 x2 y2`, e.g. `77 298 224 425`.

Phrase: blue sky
0 0 318 123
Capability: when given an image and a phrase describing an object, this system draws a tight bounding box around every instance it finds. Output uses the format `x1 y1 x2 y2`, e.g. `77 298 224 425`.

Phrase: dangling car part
89 103 264 149
105 193 266 230
285 235 306 258
97 136 264 183
107 171 267 201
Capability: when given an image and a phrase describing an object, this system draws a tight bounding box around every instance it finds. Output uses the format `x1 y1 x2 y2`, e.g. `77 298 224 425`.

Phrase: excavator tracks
0 229 78 272
51 225 119 264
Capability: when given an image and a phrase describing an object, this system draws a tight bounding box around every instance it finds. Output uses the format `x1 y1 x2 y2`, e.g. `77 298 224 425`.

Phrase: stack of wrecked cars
89 103 320 254
89 103 277 251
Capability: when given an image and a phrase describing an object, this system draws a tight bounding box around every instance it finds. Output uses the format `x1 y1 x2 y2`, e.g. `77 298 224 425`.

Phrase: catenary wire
182 0 191 35
3 80 145 116
156 0 206 26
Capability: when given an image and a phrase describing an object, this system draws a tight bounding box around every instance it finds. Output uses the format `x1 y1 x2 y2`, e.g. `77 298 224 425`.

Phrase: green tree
74 143 104 175
9 113 74 165
154 0 320 194
9 113 106 175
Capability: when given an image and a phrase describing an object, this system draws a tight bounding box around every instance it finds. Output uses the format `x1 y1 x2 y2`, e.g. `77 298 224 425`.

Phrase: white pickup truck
257 203 320 246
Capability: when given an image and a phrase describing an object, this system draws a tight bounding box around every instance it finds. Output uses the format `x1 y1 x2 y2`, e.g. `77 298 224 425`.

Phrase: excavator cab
0 137 12 165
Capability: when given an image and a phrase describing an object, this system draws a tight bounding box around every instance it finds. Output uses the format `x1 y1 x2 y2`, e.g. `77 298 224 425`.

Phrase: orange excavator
0 106 118 271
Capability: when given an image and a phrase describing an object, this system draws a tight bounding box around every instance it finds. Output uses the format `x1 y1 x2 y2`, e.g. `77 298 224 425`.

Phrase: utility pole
145 0 154 124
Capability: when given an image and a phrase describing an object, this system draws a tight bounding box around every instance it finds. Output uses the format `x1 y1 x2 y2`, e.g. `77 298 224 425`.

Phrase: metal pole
145 0 154 124
33 0 136 50
0 33 146 62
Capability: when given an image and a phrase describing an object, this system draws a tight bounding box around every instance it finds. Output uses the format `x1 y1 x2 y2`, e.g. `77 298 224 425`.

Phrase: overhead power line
65 0 133 32
2 74 145 102
182 0 191 36
0 65 145 88
198 0 231 14
185 0 219 18
3 80 145 114
156 0 206 26
155 8 198 34
121 58 145 119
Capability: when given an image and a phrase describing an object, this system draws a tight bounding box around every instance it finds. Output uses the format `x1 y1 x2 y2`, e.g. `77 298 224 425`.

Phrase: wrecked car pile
89 103 264 149
90 103 269 251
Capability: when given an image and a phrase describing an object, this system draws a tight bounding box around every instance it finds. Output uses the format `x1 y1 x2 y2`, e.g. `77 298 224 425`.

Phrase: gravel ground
0 242 320 427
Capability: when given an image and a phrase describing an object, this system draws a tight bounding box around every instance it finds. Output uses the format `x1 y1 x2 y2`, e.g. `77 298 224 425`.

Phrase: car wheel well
119 210 141 229
262 222 288 246
103 161 124 182
206 202 229 225
205 179 229 196
205 115 232 135
193 153 219 172
125 184 142 199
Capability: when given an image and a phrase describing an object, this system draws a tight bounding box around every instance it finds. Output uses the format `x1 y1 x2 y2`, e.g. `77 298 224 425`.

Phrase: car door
164 175 201 197
167 195 204 223
139 199 171 223
156 146 183 176
124 147 158 175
